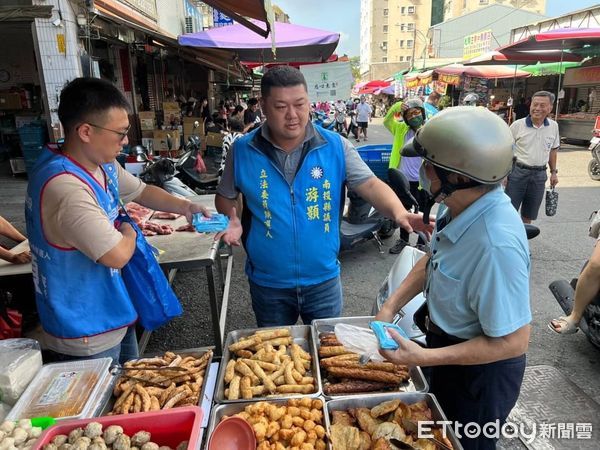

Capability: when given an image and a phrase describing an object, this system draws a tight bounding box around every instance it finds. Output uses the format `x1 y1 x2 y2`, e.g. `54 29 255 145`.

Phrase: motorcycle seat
322 119 334 128
340 220 380 236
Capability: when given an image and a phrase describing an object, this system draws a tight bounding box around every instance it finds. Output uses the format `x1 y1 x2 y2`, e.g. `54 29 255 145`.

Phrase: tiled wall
32 0 82 132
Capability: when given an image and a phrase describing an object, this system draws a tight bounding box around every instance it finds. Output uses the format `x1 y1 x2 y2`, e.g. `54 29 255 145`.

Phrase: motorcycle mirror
193 121 200 128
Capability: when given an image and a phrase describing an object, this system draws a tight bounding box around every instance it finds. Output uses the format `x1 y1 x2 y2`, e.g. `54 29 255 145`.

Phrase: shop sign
300 61 353 102
118 0 157 21
406 77 419 89
463 29 492 60
438 73 461 85
564 65 600 87
419 75 432 86
213 9 234 27
56 34 66 55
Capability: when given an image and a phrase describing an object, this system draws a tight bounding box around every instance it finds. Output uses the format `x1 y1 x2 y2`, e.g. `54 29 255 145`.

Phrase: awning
242 54 339 70
201 0 271 38
179 21 339 64
464 50 582 66
434 64 531 79
520 61 581 77
499 28 600 53
356 80 391 95
94 4 245 78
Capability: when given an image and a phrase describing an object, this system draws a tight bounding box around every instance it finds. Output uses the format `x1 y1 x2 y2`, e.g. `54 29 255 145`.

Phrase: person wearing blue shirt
377 107 531 450
423 91 441 119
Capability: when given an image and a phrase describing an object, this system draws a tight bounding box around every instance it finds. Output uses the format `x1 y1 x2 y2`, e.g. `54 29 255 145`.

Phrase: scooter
135 145 197 197
340 190 396 253
587 123 600 181
549 257 600 349
174 123 220 193
313 110 337 132
372 171 540 346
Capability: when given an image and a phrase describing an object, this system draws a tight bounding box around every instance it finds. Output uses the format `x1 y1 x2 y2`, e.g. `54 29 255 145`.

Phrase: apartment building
443 0 546 20
360 0 434 77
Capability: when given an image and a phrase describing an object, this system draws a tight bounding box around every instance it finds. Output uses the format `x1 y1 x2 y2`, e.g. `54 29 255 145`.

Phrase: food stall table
143 194 232 356
0 241 31 277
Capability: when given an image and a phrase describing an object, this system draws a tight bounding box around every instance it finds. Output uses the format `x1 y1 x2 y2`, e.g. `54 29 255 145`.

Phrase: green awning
519 62 581 76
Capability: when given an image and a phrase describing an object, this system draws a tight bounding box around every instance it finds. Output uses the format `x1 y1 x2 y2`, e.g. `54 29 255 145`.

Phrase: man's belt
425 317 467 344
515 161 547 171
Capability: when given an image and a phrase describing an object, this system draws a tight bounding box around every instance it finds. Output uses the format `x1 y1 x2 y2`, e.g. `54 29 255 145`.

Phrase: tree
349 56 361 82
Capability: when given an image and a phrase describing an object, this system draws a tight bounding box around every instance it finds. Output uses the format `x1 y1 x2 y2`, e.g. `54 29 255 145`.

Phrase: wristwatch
550 169 558 174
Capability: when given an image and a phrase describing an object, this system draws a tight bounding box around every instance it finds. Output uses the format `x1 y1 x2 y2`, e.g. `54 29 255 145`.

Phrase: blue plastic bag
117 213 183 331
369 321 411 350
192 213 229 233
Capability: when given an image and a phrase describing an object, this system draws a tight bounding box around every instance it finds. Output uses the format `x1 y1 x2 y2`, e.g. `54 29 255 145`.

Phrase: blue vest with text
25 148 137 338
234 128 346 288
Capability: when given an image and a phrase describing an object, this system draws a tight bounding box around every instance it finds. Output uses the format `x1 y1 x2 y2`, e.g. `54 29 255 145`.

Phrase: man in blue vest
25 78 209 363
216 66 431 326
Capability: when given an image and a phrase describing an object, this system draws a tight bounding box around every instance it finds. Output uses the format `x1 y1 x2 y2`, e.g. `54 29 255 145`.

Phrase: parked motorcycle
135 146 197 197
588 124 600 181
313 110 337 131
371 171 540 346
549 257 600 349
340 190 396 253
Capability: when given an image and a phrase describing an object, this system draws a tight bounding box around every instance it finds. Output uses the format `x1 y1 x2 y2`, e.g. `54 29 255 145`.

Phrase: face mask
407 115 424 128
419 162 432 195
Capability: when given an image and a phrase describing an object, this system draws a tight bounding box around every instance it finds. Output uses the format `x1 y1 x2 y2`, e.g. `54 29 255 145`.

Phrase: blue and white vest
234 128 346 288
25 147 137 338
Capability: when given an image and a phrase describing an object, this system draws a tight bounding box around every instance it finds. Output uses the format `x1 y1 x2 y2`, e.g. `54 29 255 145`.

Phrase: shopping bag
545 187 559 217
194 153 207 174
118 213 183 331
0 290 22 339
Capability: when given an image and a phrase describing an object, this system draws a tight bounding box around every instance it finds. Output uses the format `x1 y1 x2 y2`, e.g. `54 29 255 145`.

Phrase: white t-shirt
510 116 560 166
356 102 372 122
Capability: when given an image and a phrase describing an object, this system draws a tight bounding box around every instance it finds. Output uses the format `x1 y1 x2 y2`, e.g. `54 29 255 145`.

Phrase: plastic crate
18 123 47 146
357 144 392 181
33 406 204 450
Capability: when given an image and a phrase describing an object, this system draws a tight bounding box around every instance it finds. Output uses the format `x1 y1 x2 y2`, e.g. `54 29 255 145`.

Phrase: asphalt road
1 117 599 408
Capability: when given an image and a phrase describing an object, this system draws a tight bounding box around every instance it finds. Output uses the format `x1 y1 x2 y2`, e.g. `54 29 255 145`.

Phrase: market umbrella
374 85 396 95
519 61 581 76
357 80 391 95
178 21 339 63
464 50 582 66
434 64 531 79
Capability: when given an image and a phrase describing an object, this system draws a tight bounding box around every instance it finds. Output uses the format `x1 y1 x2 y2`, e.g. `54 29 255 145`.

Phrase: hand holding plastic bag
334 323 386 362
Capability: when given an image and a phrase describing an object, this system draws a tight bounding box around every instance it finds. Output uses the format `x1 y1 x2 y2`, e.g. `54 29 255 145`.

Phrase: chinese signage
564 65 600 87
259 169 273 239
463 29 492 60
213 9 234 27
305 177 333 233
438 73 461 86
119 0 157 21
300 61 353 102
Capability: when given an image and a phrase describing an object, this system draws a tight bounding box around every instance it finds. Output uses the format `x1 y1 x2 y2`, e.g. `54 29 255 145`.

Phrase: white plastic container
0 339 42 405
7 357 112 421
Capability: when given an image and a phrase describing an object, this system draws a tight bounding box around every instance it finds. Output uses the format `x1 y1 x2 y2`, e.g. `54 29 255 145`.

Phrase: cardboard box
205 131 224 148
183 117 204 137
162 102 180 110
153 129 181 152
138 111 155 131
0 93 22 110
141 130 154 139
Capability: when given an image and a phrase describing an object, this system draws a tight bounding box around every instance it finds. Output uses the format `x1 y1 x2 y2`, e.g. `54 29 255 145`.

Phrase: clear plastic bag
334 323 385 362
0 339 42 405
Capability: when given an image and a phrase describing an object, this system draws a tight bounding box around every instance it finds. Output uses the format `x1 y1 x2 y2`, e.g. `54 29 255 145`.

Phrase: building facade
443 0 546 21
431 4 546 58
360 0 433 78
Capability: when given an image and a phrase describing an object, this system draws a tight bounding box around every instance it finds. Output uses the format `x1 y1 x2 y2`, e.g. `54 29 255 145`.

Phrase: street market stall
0 317 463 449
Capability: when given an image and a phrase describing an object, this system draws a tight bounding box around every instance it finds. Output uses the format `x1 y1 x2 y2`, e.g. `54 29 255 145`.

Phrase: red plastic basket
32 406 203 450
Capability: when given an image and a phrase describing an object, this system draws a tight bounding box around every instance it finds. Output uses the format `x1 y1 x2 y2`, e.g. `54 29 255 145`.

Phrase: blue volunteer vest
234 128 346 288
25 147 138 338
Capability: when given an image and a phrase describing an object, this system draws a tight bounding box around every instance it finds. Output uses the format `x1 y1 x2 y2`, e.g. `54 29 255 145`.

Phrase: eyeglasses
85 123 131 141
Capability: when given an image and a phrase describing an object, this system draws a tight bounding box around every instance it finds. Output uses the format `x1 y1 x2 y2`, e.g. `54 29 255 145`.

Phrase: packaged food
7 358 112 421
0 339 43 405
369 321 410 350
192 213 229 233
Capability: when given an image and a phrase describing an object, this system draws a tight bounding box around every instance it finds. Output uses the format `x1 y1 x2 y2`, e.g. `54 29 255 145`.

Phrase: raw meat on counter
141 222 174 236
152 212 181 220
175 224 196 232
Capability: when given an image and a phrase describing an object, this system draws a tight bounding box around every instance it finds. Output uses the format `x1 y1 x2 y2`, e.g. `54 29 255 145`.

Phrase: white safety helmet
462 93 479 106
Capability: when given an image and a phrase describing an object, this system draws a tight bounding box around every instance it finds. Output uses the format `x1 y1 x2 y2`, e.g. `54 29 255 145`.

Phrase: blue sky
273 0 600 57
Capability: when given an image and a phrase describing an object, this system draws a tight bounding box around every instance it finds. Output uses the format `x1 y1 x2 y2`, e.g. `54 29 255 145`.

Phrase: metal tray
214 325 322 403
312 316 428 397
206 397 327 445
324 392 463 450
97 347 214 416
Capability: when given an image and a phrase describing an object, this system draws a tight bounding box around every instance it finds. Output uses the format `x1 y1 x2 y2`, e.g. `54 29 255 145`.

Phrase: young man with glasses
25 77 209 363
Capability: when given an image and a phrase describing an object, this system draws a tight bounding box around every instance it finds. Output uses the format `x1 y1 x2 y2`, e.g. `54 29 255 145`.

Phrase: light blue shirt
425 187 532 339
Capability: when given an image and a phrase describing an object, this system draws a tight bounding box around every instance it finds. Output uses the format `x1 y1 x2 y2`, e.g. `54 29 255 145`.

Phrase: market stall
0 317 463 450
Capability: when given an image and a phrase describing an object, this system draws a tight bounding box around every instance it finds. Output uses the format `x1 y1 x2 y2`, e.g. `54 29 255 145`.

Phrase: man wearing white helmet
376 106 531 450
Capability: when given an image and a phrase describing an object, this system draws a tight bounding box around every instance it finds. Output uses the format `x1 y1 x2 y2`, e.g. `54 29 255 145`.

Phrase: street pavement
0 116 599 408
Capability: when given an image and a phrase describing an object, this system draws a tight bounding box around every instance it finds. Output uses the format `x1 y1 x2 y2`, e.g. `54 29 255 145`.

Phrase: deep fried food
352 408 382 435
327 367 407 384
324 380 392 395
229 335 262 352
318 345 350 357
370 399 401 418
331 411 355 426
330 424 362 450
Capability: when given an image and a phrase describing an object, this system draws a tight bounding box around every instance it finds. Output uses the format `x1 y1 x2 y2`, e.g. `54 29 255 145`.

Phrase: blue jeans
43 326 140 365
249 276 343 327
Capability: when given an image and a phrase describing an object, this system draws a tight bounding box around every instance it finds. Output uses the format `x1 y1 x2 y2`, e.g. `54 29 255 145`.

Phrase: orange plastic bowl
208 417 256 450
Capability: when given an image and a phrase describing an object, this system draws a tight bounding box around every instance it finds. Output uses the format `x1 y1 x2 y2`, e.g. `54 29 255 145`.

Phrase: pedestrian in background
355 95 372 142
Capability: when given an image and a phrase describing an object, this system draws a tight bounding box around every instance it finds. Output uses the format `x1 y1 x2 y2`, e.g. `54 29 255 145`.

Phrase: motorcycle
340 190 396 253
549 257 600 349
313 110 337 132
371 170 540 346
588 123 600 181
134 146 197 197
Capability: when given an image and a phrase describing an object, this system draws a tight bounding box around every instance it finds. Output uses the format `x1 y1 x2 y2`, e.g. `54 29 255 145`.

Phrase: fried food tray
214 325 322 403
312 316 428 397
324 392 463 450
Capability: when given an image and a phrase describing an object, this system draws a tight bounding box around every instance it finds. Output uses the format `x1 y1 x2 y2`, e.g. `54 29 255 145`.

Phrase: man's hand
550 173 558 188
379 328 426 367
215 207 243 246
396 212 434 237
9 251 31 264
184 202 212 224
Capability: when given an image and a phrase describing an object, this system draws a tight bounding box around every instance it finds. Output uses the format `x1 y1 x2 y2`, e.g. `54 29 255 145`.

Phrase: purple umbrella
178 20 339 63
